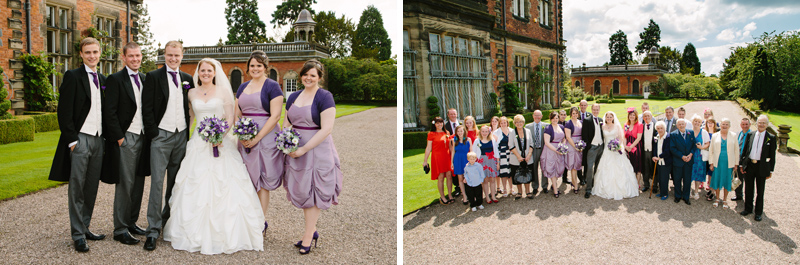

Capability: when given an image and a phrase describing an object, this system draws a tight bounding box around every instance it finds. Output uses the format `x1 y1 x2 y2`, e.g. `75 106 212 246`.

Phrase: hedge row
30 112 59 132
646 95 670 100
596 99 627 104
0 116 35 144
614 95 645 99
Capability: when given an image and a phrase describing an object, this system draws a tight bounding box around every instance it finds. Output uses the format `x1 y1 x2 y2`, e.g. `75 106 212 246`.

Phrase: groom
141 40 194 250
581 104 604 198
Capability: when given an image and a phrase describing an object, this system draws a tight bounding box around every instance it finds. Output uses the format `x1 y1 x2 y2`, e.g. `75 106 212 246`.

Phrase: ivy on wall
19 53 60 111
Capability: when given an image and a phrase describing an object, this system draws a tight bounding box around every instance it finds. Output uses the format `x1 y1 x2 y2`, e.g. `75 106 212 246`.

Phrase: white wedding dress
163 97 265 255
592 125 640 200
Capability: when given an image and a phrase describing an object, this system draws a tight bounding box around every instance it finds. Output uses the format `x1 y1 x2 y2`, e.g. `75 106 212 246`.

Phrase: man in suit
739 115 776 222
641 111 657 193
638 102 649 124
661 106 678 133
669 119 696 205
732 117 751 201
581 104 604 198
525 110 547 193
102 42 149 245
48 37 107 252
443 108 461 197
575 100 589 185
141 40 194 250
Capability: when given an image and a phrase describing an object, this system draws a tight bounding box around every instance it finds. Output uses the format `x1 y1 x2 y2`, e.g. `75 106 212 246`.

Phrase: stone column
778 124 792 153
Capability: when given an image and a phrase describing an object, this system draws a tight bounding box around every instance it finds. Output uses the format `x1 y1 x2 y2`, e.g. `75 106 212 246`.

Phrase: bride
163 58 264 254
592 111 640 200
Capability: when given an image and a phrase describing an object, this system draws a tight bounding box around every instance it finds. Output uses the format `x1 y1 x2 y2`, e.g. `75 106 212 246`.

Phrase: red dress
624 123 644 173
428 131 452 180
466 130 477 143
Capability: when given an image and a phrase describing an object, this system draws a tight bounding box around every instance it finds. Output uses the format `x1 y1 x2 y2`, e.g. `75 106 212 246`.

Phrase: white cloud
696 42 747 75
751 7 800 19
716 29 735 41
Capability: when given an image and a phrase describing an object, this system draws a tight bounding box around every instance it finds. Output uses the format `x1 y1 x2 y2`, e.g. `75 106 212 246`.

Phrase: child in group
451 125 472 205
463 152 486 211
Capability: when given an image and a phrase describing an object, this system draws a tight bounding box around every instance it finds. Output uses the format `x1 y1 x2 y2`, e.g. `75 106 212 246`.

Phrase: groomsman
581 104 604 198
732 118 751 201
102 42 149 245
661 106 678 133
575 100 589 184
141 40 194 250
49 37 107 252
443 108 461 196
670 119 696 205
739 115 776 222
640 111 657 193
525 110 546 193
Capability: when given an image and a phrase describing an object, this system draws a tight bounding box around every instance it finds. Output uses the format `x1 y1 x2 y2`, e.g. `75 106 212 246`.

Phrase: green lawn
0 103 382 201
765 109 800 150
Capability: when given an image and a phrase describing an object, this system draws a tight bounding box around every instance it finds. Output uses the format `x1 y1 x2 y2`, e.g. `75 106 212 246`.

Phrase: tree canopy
270 0 317 28
225 0 271 44
133 4 157 72
635 19 661 56
283 11 355 58
680 43 701 75
608 30 632 65
352 5 392 61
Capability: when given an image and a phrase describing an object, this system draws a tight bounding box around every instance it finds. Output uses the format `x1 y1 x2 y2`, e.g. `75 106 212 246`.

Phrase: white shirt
643 121 655 151
591 117 603 146
126 66 144 135
580 111 588 121
749 130 766 160
73 65 102 147
657 135 666 165
158 65 187 132
529 122 543 148
664 117 674 132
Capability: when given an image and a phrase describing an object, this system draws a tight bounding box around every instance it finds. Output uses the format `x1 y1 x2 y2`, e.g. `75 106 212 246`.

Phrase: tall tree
635 19 661 56
132 4 157 72
283 11 355 58
352 5 392 61
681 42 701 75
643 46 682 73
752 46 779 109
271 0 317 28
608 30 632 65
225 0 271 44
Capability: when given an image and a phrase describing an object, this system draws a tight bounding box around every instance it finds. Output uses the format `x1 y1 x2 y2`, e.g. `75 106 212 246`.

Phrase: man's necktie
90 72 99 89
131 74 140 90
168 71 179 88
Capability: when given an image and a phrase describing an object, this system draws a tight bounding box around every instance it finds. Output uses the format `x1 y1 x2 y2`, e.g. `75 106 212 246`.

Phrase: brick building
403 0 565 129
571 47 666 98
156 9 330 98
2 0 142 115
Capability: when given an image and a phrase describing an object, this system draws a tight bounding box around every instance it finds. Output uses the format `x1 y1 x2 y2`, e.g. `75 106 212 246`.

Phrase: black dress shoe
144 237 157 251
113 232 141 245
543 189 549 194
584 192 591 198
641 187 650 192
754 215 763 222
653 187 659 194
129 225 146 236
674 197 681 203
684 199 691 205
740 210 752 216
85 231 106 241
580 181 586 186
74 238 89 252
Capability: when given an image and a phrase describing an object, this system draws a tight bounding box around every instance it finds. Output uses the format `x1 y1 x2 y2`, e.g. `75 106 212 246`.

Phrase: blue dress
452 139 470 175
691 129 707 182
709 139 732 190
706 131 714 177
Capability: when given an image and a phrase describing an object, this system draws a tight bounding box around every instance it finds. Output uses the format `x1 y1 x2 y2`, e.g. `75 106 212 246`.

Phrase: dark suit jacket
100 68 151 184
581 113 604 172
661 117 678 133
739 131 777 176
653 133 672 167
141 66 194 140
669 129 696 167
49 65 106 182
444 120 460 135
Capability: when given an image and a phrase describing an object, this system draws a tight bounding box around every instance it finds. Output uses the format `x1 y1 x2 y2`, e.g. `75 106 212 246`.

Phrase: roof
295 9 315 24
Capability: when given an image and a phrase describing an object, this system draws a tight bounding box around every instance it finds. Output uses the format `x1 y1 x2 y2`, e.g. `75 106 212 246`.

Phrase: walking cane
649 160 657 199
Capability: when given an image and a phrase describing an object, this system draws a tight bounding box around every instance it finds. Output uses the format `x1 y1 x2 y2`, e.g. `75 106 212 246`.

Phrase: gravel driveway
403 101 800 264
0 107 397 264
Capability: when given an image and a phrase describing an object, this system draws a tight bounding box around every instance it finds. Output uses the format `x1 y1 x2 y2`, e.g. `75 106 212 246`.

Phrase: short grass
0 103 382 201
764 109 800 150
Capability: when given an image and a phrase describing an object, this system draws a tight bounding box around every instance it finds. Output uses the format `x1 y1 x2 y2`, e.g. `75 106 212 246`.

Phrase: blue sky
564 0 800 75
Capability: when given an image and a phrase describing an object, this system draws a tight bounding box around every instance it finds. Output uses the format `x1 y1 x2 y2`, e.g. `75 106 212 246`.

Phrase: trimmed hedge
614 95 645 99
29 112 59 132
646 95 670 100
404 131 428 150
0 116 35 144
597 99 627 104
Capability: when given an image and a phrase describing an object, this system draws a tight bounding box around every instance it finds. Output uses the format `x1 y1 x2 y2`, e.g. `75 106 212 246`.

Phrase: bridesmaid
472 125 499 204
493 117 512 197
564 107 583 194
624 108 644 189
283 60 343 255
541 112 566 198
464 116 478 143
235 50 284 236
450 125 471 205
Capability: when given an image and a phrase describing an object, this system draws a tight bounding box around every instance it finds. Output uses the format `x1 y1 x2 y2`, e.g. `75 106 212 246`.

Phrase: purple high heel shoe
294 231 319 248
262 221 268 236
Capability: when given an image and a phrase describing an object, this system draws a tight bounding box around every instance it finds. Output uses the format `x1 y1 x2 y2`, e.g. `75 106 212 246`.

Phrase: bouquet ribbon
242 113 270 117
294 125 320 130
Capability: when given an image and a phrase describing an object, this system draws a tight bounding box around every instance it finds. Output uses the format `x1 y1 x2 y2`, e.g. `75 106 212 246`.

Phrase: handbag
423 164 430 174
514 163 533 184
731 170 742 191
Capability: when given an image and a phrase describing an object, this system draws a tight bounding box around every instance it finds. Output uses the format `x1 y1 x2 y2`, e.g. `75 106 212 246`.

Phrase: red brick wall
572 74 661 96
486 0 559 44
162 61 309 91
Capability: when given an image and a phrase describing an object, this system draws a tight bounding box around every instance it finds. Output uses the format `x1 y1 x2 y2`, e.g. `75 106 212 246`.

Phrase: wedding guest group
421 100 777 222
50 37 344 255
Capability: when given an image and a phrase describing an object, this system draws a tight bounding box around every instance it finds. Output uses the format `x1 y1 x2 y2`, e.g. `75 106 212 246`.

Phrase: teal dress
709 139 732 190
691 129 707 182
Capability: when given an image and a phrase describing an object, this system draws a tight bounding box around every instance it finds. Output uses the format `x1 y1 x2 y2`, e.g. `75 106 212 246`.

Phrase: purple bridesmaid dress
237 91 285 191
565 120 583 170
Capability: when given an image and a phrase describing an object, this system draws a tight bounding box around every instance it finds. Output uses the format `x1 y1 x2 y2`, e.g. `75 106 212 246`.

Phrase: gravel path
0 107 397 264
403 101 800 264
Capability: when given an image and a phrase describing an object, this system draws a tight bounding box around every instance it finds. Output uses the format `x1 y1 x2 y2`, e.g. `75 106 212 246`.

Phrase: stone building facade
2 0 142 115
571 47 666 97
156 10 329 98
403 0 564 130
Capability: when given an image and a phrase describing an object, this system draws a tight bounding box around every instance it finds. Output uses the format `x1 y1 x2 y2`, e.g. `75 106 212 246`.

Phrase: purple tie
131 74 140 90
168 71 178 88
90 72 99 89
647 124 650 129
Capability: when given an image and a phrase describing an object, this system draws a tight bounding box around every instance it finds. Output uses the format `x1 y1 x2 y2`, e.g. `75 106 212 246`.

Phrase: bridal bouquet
575 140 587 152
556 143 569 155
232 117 259 154
275 127 301 154
608 138 623 154
197 115 229 157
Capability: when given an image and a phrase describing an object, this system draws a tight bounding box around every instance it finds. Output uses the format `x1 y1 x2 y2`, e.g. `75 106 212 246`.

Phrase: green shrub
29 112 59 132
403 131 429 150
0 116 35 144
19 53 60 111
596 99 627 104
0 65 12 120
501 83 523 114
540 103 553 110
586 95 595 101
647 95 670 100
615 95 644 99
427 96 440 127
561 100 572 108
737 98 762 112
489 92 502 117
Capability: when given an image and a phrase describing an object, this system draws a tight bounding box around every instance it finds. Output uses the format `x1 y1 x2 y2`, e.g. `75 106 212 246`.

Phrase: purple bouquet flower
275 127 301 154
575 140 587 152
608 138 623 154
197 115 229 157
556 143 569 155
232 117 259 154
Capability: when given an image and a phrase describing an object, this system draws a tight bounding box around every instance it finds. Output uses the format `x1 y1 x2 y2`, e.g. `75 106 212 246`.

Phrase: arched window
269 69 278 81
612 80 620 94
632 80 640 94
284 71 298 98
575 81 580 88
594 80 600 95
230 69 242 94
